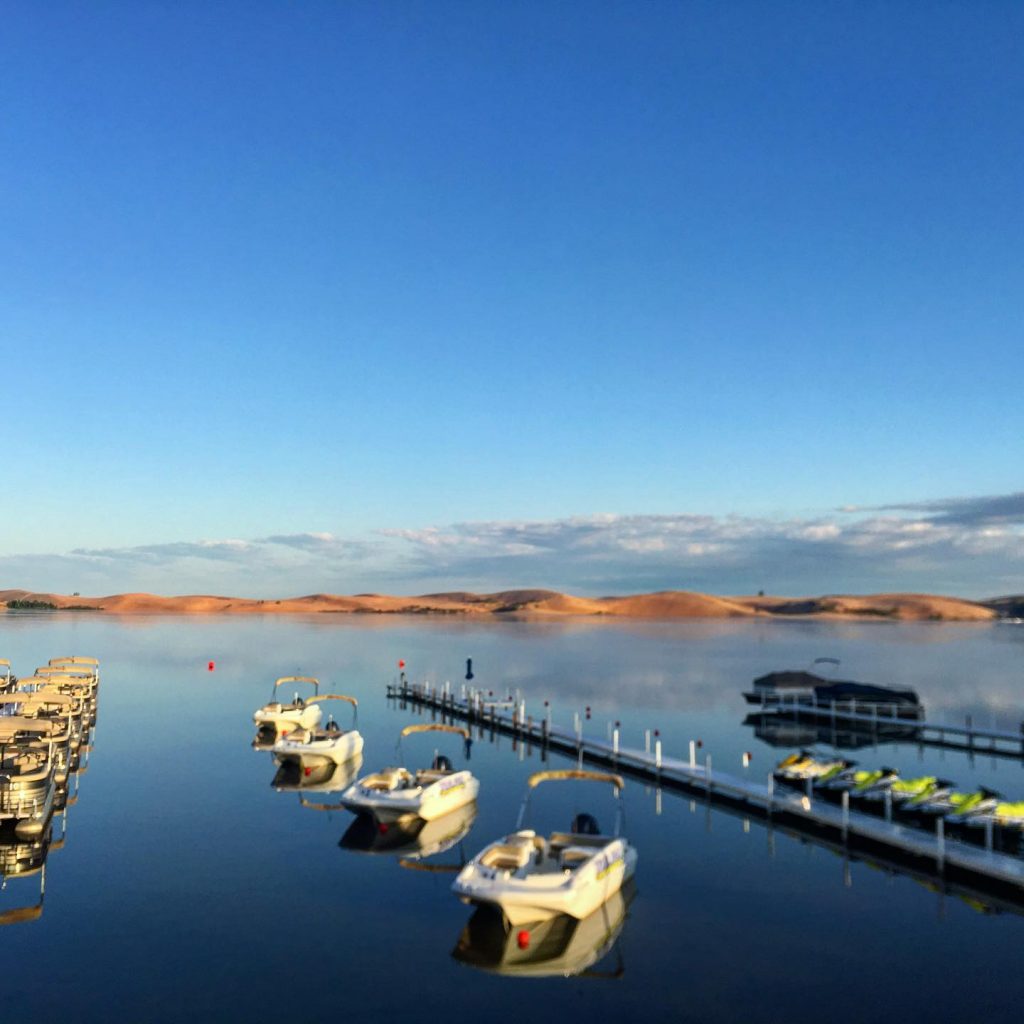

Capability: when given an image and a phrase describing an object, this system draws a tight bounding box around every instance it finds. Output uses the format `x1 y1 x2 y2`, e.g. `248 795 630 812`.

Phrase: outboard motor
326 716 340 733
431 754 453 772
571 812 601 836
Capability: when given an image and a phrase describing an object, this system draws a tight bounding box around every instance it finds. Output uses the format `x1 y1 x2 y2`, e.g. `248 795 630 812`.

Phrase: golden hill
0 588 997 621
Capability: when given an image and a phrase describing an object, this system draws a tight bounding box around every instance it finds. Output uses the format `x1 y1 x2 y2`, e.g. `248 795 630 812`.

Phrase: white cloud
1 494 1022 598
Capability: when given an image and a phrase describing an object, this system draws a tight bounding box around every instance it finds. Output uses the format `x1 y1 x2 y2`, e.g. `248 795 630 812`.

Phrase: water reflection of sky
1 613 1023 1022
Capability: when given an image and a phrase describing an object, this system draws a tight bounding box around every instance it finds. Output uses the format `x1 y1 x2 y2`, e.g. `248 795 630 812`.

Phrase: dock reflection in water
453 882 633 979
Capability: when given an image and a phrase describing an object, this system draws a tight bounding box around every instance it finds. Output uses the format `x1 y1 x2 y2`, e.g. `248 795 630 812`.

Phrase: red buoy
517 930 530 949
398 659 405 669
207 661 215 671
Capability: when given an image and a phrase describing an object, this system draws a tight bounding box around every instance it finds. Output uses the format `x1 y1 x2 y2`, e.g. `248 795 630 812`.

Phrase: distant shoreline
0 588 1011 622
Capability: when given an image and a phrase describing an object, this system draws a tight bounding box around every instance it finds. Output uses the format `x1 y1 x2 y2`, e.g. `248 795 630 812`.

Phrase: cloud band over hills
1 492 1022 598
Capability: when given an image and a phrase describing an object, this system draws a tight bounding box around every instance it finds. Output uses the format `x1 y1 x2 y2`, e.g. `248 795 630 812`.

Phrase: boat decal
440 779 466 795
596 856 624 880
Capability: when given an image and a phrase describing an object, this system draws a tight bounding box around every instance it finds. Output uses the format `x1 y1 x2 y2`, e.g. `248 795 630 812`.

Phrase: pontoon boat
0 717 59 839
452 769 637 926
745 660 922 720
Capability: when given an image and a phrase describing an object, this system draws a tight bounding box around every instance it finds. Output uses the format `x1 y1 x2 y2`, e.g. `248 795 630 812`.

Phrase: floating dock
387 679 1024 908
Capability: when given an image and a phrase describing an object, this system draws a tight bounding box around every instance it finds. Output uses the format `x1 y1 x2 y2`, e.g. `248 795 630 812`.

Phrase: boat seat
481 841 533 872
549 832 609 851
559 846 593 870
362 768 410 792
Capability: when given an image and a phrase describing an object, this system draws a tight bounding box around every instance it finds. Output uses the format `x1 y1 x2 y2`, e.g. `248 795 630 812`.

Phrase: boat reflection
0 655 100 927
272 754 364 797
0 823 52 926
452 882 633 979
340 800 477 862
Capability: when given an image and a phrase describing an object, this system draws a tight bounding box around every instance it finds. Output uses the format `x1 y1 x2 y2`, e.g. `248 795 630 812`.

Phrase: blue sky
1 2 1021 597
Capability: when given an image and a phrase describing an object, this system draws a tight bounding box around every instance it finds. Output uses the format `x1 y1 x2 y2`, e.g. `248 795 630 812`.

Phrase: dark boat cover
813 681 919 706
753 671 919 706
753 671 827 690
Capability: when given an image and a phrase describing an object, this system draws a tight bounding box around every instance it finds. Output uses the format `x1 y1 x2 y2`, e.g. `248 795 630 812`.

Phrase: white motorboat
252 676 323 739
271 695 363 770
452 769 637 926
0 660 13 693
341 723 478 824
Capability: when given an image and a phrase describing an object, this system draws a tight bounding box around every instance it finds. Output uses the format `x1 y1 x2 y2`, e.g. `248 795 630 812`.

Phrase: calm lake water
2 613 1024 1022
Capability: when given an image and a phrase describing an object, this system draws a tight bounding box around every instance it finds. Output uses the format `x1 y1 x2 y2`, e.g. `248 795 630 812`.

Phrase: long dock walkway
387 679 1024 904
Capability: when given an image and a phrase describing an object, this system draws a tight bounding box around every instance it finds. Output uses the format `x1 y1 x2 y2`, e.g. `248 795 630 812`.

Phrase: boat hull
272 730 364 768
453 837 637 926
341 771 479 823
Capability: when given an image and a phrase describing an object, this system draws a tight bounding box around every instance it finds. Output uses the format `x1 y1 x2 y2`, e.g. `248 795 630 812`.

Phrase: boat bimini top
33 666 98 688
516 770 626 834
44 657 100 680
341 723 478 824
